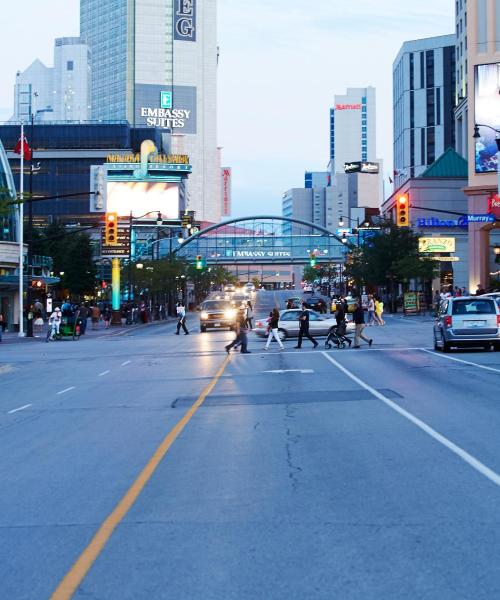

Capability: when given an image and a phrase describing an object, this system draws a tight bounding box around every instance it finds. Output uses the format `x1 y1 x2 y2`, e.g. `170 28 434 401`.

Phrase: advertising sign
106 181 180 220
101 224 130 258
489 194 500 218
335 104 361 110
344 161 379 174
403 292 419 315
227 250 292 259
135 85 197 134
174 0 196 42
221 167 231 217
418 237 456 253
474 63 500 173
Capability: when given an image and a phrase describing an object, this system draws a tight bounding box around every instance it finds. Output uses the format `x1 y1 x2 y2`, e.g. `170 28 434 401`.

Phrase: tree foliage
186 264 236 303
344 221 437 290
32 222 97 299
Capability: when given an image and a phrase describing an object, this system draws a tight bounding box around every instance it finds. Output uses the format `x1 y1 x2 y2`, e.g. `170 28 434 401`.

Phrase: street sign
101 224 131 257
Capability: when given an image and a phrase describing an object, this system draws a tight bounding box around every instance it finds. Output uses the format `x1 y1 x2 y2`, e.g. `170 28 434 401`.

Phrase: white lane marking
8 404 32 414
98 370 110 377
321 351 500 489
57 386 76 395
248 347 425 357
263 369 314 374
121 360 131 366
420 349 500 375
0 364 17 375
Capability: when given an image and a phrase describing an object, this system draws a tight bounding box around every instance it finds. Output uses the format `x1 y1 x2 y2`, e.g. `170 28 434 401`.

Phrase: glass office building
0 122 164 220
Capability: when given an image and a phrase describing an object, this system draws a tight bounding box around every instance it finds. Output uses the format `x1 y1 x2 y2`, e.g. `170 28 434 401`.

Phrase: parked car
254 309 353 340
303 283 314 293
433 296 500 352
303 296 328 313
285 297 302 309
199 300 237 332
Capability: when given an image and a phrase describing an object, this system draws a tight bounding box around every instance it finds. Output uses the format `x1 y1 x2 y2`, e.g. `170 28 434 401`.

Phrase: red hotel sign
489 194 500 218
335 104 362 110
221 167 231 216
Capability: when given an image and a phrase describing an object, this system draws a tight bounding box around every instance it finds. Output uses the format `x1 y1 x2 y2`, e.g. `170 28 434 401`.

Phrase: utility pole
18 122 24 336
25 111 35 337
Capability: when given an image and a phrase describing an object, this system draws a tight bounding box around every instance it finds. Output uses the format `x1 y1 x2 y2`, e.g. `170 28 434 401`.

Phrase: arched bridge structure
174 216 347 265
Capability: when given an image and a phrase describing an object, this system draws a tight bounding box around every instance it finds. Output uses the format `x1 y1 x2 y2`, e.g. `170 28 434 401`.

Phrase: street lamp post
473 124 500 152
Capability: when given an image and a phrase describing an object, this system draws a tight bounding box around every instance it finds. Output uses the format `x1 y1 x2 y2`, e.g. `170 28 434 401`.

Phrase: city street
2 291 500 598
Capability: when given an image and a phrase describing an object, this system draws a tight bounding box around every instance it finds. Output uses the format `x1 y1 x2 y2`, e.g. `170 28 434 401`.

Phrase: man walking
295 303 318 349
352 301 373 349
175 302 189 335
366 295 376 325
225 311 251 354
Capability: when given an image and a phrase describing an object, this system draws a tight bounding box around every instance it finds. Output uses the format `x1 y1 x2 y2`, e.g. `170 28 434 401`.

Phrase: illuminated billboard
419 237 456 253
106 181 180 220
474 63 500 173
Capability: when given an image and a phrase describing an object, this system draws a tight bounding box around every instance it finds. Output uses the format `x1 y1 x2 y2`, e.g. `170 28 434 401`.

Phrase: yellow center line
50 354 231 600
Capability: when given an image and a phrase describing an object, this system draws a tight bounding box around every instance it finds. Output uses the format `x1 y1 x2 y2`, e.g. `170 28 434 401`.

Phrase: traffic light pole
25 113 35 337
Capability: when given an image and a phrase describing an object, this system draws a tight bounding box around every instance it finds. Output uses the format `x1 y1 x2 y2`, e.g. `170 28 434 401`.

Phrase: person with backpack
264 308 284 351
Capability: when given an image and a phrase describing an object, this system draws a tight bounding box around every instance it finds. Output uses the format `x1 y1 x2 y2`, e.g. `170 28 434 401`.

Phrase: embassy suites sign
135 86 197 134
140 107 192 129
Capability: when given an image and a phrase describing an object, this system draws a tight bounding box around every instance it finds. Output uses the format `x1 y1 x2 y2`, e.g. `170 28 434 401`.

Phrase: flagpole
18 121 24 336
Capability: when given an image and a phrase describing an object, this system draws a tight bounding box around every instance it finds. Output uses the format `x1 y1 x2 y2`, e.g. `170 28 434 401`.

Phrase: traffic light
396 194 409 227
196 255 204 270
310 255 317 267
105 212 118 245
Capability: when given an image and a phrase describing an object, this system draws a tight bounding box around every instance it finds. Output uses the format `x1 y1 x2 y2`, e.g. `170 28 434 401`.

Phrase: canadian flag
13 135 32 161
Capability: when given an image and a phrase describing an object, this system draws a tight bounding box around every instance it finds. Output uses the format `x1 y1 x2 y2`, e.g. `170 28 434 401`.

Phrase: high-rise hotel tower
80 0 220 222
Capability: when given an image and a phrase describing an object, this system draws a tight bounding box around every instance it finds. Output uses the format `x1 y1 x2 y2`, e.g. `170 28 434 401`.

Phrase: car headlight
200 311 209 320
224 309 236 320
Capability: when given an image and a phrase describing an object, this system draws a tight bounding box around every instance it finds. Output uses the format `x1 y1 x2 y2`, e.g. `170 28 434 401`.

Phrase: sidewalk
0 317 175 345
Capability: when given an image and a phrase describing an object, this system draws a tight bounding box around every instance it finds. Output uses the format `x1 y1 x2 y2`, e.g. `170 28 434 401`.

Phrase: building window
67 61 74 71
436 87 441 125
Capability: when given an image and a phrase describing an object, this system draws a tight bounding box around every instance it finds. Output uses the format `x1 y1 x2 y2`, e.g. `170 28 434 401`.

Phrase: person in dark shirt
352 301 373 348
225 312 251 354
295 303 318 349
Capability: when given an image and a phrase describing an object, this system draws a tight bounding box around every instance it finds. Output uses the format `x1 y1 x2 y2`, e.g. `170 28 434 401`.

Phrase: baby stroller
325 321 352 349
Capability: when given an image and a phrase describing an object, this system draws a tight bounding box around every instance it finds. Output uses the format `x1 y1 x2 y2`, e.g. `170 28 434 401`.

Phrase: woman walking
264 308 284 351
374 297 385 325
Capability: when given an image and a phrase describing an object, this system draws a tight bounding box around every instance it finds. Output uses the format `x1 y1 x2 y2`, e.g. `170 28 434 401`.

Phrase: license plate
465 321 486 327
213 323 221 327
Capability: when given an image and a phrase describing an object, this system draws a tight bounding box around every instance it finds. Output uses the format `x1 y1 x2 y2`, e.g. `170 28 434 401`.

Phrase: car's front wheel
200 326 206 333
277 328 287 341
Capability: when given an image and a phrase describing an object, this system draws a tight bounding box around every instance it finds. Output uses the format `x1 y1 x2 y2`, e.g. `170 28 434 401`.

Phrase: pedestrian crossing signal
105 212 119 245
396 194 409 227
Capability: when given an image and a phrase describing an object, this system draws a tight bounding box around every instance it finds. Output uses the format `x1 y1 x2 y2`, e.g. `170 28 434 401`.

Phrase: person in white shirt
175 302 189 335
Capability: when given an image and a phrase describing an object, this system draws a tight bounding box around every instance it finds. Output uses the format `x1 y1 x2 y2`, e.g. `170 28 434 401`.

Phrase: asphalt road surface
2 290 500 599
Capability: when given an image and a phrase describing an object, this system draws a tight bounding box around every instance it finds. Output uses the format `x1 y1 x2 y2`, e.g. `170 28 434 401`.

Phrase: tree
186 264 236 303
32 222 97 299
343 220 437 305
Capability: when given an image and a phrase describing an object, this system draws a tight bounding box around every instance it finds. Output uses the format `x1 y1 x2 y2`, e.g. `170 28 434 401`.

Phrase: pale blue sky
0 0 455 217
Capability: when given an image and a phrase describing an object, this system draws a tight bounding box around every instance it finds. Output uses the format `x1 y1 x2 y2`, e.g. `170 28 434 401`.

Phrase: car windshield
452 300 496 315
203 301 230 310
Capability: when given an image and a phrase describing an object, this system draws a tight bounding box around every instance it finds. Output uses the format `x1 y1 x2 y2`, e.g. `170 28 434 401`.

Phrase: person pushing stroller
325 302 352 349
